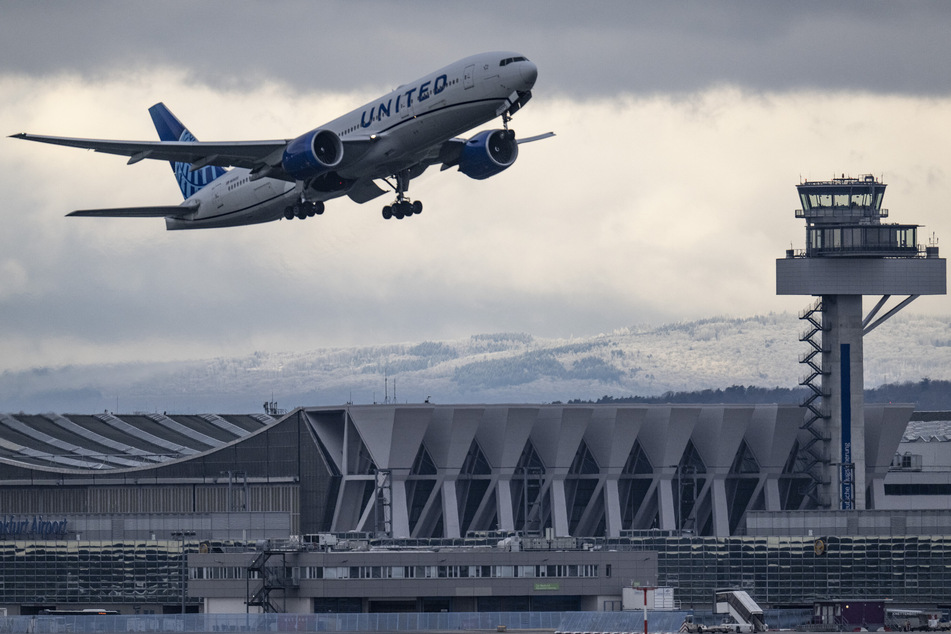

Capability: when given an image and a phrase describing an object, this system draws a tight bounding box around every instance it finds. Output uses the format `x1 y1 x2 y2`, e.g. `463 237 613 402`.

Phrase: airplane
10 51 552 230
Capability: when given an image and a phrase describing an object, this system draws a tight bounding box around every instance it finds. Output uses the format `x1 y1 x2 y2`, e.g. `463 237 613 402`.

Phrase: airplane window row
228 178 249 191
500 57 528 66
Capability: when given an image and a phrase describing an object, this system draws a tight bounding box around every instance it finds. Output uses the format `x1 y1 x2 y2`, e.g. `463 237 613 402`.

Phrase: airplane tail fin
148 103 226 199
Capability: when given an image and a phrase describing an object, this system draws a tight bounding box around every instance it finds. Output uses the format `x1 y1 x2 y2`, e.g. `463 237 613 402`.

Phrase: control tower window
842 227 861 248
807 194 833 209
898 227 915 247
832 193 872 207
806 225 918 256
799 188 883 213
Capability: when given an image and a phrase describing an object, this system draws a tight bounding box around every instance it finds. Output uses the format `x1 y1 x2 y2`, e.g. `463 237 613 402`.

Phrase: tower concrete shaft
821 294 864 509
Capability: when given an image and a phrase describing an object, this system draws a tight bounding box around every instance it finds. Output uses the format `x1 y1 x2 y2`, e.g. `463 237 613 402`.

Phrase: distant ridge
570 380 951 409
1 312 949 414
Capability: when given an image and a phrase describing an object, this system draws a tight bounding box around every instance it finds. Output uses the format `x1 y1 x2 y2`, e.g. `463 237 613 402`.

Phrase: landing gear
283 200 325 221
382 199 422 220
381 169 423 220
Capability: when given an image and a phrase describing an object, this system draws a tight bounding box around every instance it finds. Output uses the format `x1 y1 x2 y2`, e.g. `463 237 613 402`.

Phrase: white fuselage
169 52 537 229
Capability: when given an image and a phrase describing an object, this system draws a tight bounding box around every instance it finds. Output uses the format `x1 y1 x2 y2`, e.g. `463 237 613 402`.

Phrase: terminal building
0 175 949 617
1 403 951 615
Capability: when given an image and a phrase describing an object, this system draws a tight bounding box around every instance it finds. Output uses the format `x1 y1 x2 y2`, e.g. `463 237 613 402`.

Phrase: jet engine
282 129 344 180
457 129 518 180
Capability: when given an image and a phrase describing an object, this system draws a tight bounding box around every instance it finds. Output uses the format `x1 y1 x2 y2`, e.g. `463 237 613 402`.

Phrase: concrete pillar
497 479 515 531
658 478 677 530
710 478 730 536
390 479 410 537
822 294 866 510
603 479 623 537
765 479 781 512
550 478 570 537
441 480 461 538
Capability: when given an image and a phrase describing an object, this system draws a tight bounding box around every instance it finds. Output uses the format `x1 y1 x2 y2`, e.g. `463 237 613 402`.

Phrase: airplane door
464 64 475 89
400 94 415 121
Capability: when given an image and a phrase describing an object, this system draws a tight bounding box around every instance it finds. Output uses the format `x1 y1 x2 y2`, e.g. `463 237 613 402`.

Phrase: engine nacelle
458 129 518 180
282 128 344 180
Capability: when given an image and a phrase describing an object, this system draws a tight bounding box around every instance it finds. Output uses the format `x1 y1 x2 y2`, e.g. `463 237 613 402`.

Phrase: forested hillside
1 312 949 413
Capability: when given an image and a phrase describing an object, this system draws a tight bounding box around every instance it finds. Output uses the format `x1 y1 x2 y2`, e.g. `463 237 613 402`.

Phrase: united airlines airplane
11 52 550 230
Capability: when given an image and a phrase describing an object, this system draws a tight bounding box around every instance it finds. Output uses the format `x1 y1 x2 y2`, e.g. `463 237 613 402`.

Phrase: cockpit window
500 56 529 67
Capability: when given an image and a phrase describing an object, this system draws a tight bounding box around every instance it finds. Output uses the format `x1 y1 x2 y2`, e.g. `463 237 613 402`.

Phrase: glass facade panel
632 535 951 607
5 535 951 609
0 540 185 605
805 225 918 256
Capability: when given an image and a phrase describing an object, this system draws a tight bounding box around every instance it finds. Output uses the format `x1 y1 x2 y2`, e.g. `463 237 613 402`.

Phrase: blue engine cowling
282 129 344 180
458 129 519 180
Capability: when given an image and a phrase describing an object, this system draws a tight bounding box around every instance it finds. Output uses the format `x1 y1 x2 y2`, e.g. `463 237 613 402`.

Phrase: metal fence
0 609 814 633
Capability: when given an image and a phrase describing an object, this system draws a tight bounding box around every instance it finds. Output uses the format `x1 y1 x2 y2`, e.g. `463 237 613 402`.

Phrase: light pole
171 531 196 615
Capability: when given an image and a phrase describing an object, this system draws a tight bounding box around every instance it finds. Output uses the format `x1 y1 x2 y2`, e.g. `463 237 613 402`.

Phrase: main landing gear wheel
283 201 325 220
381 199 422 220
381 169 424 220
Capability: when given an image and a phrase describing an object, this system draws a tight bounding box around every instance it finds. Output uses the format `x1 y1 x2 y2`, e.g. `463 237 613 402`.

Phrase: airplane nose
520 61 538 88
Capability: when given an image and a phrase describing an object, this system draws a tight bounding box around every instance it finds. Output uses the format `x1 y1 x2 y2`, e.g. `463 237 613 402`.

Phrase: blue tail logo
148 103 226 199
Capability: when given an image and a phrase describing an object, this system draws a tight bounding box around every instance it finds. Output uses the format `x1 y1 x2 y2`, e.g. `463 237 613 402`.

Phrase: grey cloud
2 3 950 383
3 2 951 97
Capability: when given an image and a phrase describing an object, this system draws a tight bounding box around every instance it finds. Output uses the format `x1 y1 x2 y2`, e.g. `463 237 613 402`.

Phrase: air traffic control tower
777 174 946 511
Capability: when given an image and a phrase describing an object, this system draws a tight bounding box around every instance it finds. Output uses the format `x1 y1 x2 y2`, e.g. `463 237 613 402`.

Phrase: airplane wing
517 132 556 144
67 202 199 218
10 132 379 183
10 133 288 172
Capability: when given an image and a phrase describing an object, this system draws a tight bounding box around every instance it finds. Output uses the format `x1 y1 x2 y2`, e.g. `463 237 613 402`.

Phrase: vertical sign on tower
840 343 854 510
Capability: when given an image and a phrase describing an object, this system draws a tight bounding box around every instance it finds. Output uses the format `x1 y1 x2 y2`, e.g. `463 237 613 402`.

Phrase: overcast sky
2 1 951 374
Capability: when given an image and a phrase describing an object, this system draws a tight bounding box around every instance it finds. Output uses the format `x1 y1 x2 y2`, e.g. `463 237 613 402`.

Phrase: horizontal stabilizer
67 203 198 218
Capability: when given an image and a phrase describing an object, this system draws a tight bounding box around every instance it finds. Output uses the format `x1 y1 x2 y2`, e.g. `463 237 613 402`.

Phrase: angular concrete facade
303 403 912 539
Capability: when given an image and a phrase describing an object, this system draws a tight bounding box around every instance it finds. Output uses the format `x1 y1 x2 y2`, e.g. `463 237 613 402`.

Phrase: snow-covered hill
2 312 949 414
